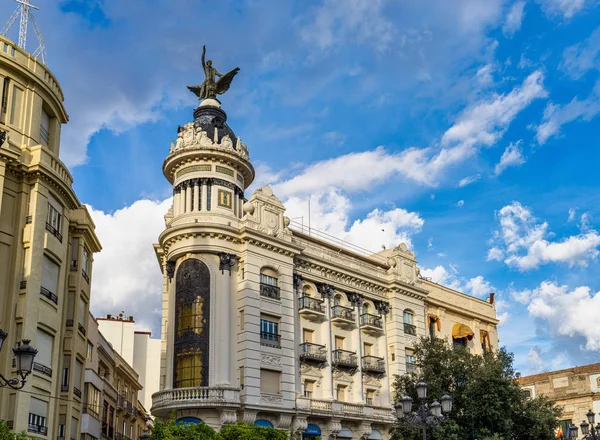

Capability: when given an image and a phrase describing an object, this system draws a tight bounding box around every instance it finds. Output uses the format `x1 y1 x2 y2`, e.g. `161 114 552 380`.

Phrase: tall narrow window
41 255 59 304
78 297 87 333
82 246 90 281
335 384 346 402
390 345 395 362
71 238 79 271
40 108 50 145
302 328 313 343
1 77 9 113
239 366 244 389
363 342 372 356
335 336 344 350
70 417 78 440
303 380 314 398
9 84 23 127
206 184 212 211
260 316 280 348
87 342 93 362
403 310 416 335
74 360 83 396
62 355 70 391
28 398 48 435
405 349 416 374
260 369 280 394
35 329 53 377
365 389 375 406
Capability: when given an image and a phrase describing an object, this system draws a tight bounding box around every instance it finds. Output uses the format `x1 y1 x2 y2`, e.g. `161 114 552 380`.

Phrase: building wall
133 332 161 412
0 35 101 440
98 315 136 366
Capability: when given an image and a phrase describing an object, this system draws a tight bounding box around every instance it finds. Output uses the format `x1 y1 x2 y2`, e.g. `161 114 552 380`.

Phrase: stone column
173 187 180 216
201 180 208 211
185 183 192 213
232 190 238 217
380 312 391 406
193 180 200 211
352 295 365 403
322 285 334 399
217 253 236 385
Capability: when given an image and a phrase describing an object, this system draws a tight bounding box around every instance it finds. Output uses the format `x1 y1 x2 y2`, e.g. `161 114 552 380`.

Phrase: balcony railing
360 313 383 329
40 286 58 304
33 362 52 377
61 383 69 392
362 356 386 374
78 323 87 336
19 280 27 289
404 323 417 336
82 269 89 283
70 260 78 272
66 319 74 327
28 424 47 435
332 349 358 369
331 305 355 322
151 386 241 417
260 283 280 300
298 296 325 314
299 343 327 363
45 222 63 242
260 332 281 348
74 387 82 398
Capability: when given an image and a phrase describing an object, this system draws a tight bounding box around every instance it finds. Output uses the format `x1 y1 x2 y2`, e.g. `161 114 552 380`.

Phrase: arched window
403 310 416 335
363 303 370 314
302 285 312 297
173 259 210 388
521 389 532 399
260 268 280 300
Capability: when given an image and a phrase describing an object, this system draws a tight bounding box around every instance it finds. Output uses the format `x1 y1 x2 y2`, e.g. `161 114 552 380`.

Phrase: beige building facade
0 34 102 440
151 96 500 439
519 363 600 437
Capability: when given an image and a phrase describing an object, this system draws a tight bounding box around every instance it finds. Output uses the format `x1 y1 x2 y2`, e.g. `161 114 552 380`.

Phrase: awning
304 424 321 436
452 324 474 340
368 430 382 440
427 314 441 332
338 428 353 438
255 420 274 428
176 417 202 426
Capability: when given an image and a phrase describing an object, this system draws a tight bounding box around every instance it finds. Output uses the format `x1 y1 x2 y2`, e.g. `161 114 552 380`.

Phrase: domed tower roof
192 101 236 145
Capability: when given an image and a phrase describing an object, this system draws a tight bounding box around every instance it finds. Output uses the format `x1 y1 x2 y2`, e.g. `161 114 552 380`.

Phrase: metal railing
70 260 78 272
33 362 52 377
28 424 47 435
260 332 281 348
19 280 27 289
362 356 386 374
403 323 417 336
332 349 358 368
78 323 87 336
360 313 383 329
40 286 58 304
298 296 325 313
82 269 90 283
299 343 327 362
66 319 74 327
331 305 355 321
73 387 81 398
45 222 63 242
260 283 280 300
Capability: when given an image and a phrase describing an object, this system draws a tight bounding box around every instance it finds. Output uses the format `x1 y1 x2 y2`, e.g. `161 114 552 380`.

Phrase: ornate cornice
174 176 244 197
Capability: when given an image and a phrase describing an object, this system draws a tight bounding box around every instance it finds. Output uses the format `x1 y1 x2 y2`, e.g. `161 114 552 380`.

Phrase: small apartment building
518 363 600 436
114 350 149 440
0 35 101 440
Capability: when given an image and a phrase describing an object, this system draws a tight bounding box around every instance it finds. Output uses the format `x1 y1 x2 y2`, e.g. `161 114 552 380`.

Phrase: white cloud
568 207 578 222
420 265 493 298
489 201 600 270
421 265 453 285
475 64 495 87
427 237 434 250
87 198 172 333
536 0 590 19
527 346 545 373
458 173 481 187
561 26 600 79
503 1 526 37
465 275 493 297
457 200 465 207
581 212 591 231
494 140 525 175
517 281 600 350
487 246 504 261
535 81 600 144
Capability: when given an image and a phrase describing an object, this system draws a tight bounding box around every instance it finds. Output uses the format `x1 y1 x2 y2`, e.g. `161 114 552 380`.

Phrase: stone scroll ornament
375 300 390 315
0 129 6 146
187 46 240 101
219 252 236 275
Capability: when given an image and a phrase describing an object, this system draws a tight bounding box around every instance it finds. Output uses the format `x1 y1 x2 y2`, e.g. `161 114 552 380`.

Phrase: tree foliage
0 420 28 440
148 420 288 440
391 338 562 440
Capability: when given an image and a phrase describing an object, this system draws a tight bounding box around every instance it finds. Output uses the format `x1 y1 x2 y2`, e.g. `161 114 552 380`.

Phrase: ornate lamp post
0 329 38 390
578 410 600 439
394 380 453 440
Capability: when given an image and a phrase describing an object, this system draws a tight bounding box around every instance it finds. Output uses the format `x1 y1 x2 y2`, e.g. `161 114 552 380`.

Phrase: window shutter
36 329 53 367
42 255 59 294
74 360 83 387
260 369 280 394
78 297 86 326
29 398 48 417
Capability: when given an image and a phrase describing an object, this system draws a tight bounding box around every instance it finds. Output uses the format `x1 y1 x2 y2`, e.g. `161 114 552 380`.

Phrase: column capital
348 292 363 307
218 252 236 275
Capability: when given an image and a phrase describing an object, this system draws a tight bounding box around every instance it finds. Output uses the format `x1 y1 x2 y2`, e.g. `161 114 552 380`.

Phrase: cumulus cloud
494 141 525 175
88 199 172 333
489 201 600 270
503 1 526 37
458 174 481 187
420 265 494 298
535 81 600 144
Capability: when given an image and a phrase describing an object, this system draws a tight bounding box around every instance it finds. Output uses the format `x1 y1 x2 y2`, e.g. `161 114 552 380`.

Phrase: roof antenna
1 0 47 64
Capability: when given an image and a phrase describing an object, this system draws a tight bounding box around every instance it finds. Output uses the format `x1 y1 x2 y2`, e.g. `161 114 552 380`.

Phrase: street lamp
395 381 453 440
579 410 600 439
0 329 38 390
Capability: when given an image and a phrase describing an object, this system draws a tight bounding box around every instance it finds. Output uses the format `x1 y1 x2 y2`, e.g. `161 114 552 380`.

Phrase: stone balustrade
151 387 240 417
295 397 395 421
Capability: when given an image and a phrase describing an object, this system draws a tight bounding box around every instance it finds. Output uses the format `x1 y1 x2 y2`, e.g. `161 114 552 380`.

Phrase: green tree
0 420 28 440
148 419 220 440
391 338 562 440
220 423 288 440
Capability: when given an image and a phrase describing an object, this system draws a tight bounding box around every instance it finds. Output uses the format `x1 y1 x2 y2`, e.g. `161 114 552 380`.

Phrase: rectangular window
206 184 212 211
403 311 414 325
304 380 314 398
71 237 79 270
363 342 372 356
62 355 70 390
87 342 93 362
260 369 281 394
260 273 278 286
406 350 416 374
74 360 83 393
239 310 244 330
260 317 280 348
82 247 90 279
390 345 395 362
335 384 346 402
29 398 48 433
1 77 9 113
41 255 59 296
71 417 78 440
9 84 23 127
239 366 244 389
78 297 86 327
86 385 100 416
366 389 375 406
35 328 53 371
40 108 50 145
302 328 313 343
335 336 344 350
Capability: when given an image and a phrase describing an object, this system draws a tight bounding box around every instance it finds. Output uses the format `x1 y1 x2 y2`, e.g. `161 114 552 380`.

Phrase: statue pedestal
200 98 221 108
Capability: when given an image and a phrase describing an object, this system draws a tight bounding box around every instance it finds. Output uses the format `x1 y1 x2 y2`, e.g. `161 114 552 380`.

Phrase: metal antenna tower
1 0 47 64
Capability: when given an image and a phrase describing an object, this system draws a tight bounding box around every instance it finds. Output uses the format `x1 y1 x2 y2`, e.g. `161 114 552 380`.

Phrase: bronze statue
188 46 240 101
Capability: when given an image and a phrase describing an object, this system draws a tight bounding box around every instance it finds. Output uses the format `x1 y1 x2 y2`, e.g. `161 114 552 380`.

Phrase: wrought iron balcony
82 269 90 283
299 342 327 363
78 322 87 336
33 362 52 377
260 332 281 348
331 305 355 322
404 322 417 336
332 349 358 369
28 424 47 435
260 283 280 300
298 296 326 318
45 222 62 242
40 286 58 304
360 313 383 331
74 387 81 398
362 355 386 374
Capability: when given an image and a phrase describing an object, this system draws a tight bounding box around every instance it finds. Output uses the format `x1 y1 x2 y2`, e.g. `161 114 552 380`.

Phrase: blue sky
4 0 600 375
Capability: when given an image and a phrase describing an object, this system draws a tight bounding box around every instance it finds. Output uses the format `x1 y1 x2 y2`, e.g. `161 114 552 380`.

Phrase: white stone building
150 96 499 440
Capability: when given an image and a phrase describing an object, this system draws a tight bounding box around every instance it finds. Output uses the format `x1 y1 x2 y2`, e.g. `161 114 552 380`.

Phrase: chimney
489 292 495 304
128 316 134 322
106 314 112 319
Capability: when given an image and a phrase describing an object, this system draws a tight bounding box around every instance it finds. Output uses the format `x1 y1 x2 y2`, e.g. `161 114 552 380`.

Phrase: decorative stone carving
220 410 238 425
318 283 334 299
219 252 236 274
165 261 175 279
292 417 308 434
348 292 363 307
261 354 282 367
242 186 290 240
277 415 293 429
171 119 249 161
260 393 283 405
293 273 303 292
375 300 390 315
0 129 6 146
240 411 257 424
358 423 372 438
327 420 342 435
